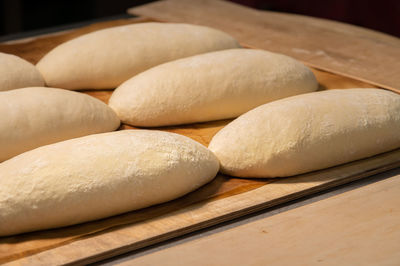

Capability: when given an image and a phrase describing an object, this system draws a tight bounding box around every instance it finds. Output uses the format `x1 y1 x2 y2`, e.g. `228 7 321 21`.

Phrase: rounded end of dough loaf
0 87 120 162
0 52 45 91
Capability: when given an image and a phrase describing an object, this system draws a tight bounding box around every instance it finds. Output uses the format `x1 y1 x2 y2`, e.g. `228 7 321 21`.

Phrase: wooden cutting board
1 3 400 265
118 172 400 266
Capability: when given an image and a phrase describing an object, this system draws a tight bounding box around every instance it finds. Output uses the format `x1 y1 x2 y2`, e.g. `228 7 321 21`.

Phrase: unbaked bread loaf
0 87 120 162
208 88 400 177
36 22 240 90
0 52 44 91
108 49 318 127
0 130 219 236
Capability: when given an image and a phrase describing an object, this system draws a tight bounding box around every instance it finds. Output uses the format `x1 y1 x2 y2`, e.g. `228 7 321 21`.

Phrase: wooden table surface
104 168 400 266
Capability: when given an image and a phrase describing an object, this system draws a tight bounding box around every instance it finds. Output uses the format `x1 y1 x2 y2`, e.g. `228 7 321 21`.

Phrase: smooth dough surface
208 88 400 178
0 130 219 236
36 22 240 90
0 52 44 91
108 49 318 127
0 87 120 162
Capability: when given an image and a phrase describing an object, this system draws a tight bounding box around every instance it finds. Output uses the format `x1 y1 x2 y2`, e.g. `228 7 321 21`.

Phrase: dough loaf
0 87 120 162
0 52 44 91
0 130 219 236
109 49 318 127
36 22 240 90
208 88 400 177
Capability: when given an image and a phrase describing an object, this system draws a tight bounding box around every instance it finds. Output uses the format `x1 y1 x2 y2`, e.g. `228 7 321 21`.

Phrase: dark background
1 0 399 38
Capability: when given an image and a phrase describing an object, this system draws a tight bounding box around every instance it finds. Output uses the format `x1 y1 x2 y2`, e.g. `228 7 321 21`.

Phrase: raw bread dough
0 130 219 236
36 22 240 90
108 49 318 127
0 87 120 162
0 52 44 91
208 88 400 178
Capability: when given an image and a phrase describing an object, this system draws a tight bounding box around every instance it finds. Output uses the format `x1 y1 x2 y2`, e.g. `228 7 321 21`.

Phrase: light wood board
129 0 400 93
1 4 400 265
118 172 400 266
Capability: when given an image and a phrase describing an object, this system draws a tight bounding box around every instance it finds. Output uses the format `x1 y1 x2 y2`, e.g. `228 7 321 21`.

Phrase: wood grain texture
129 0 400 93
0 10 398 265
119 173 400 266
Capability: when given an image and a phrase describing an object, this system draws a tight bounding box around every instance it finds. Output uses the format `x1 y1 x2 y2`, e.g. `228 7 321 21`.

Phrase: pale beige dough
108 49 318 127
0 130 219 236
0 87 120 162
208 88 400 178
0 52 44 91
36 22 240 90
